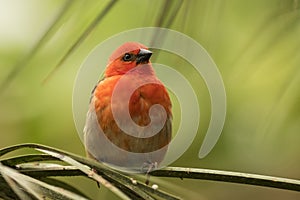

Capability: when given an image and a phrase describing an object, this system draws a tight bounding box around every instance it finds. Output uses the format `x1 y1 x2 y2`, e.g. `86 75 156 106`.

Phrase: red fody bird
84 42 172 172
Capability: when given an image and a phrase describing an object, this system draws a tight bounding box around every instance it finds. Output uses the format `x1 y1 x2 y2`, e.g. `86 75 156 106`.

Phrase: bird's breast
94 75 172 124
90 75 172 153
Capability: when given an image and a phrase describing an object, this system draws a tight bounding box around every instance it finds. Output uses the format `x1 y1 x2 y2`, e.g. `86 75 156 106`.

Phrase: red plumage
84 42 172 171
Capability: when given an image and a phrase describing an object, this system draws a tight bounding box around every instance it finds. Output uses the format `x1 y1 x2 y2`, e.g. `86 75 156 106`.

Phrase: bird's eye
122 53 133 61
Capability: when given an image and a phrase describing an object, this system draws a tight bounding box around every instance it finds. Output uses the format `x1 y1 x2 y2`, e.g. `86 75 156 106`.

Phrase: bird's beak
136 49 152 64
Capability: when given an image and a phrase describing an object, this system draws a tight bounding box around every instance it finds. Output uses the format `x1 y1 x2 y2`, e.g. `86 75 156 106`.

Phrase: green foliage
0 143 299 199
0 0 299 199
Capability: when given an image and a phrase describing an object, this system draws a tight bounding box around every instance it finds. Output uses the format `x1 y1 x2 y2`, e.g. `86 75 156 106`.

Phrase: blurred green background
0 0 299 199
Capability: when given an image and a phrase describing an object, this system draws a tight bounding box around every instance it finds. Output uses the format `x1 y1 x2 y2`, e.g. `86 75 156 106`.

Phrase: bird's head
104 42 153 77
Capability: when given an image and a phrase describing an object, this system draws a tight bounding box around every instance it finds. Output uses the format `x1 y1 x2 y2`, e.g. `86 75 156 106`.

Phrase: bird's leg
90 168 101 188
142 161 157 185
85 151 101 188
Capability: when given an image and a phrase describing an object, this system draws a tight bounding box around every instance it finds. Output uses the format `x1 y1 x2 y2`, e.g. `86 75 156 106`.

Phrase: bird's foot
141 161 157 185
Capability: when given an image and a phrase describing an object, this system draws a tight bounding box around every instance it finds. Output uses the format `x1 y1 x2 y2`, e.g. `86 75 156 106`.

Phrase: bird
84 42 172 173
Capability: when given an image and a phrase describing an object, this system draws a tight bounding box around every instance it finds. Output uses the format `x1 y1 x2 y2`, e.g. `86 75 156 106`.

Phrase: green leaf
0 162 89 200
